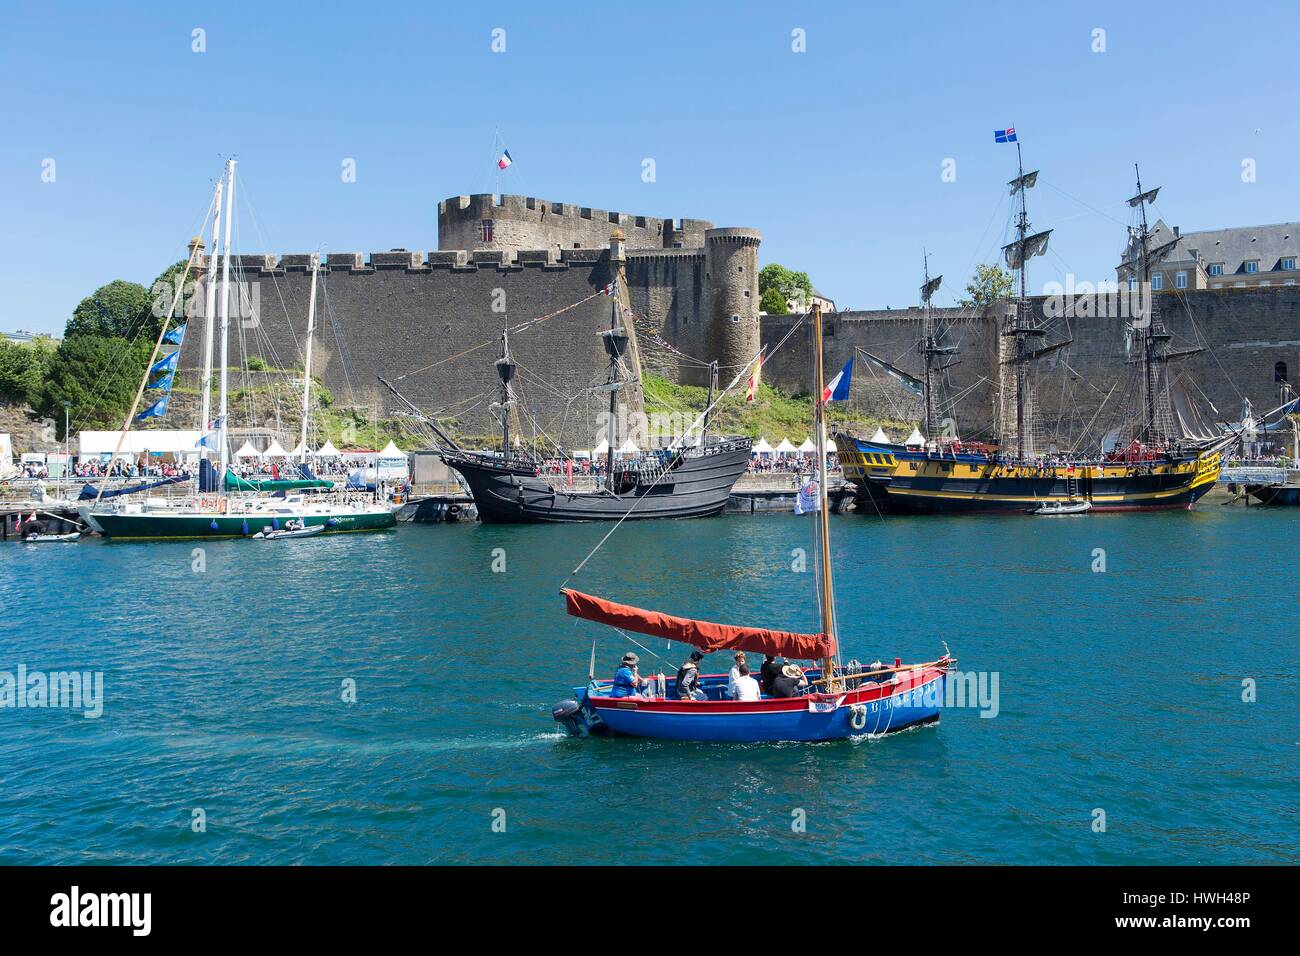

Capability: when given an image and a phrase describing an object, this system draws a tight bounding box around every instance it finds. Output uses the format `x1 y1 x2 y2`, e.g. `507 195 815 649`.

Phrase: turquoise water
1 509 1295 865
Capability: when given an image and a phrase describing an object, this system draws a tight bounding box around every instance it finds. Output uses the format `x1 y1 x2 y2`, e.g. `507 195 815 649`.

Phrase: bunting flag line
163 323 186 345
147 372 174 392
136 395 169 421
150 351 179 375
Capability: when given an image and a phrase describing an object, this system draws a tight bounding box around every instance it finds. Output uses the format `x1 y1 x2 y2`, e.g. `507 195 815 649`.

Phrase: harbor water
1 509 1295 865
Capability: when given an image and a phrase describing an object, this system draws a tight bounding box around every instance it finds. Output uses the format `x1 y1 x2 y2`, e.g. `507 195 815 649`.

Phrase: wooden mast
298 257 318 462
812 304 838 687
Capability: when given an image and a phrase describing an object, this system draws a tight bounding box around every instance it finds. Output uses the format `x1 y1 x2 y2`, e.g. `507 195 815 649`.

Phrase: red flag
745 354 763 403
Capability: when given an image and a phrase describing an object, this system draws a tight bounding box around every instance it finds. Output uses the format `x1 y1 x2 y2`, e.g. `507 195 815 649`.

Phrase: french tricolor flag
497 149 513 170
821 357 852 404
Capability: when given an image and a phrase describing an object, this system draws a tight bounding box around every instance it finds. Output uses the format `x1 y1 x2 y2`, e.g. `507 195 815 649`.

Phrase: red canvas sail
562 588 834 659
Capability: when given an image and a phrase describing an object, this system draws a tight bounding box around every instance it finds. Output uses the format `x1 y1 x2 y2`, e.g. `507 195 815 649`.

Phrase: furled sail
856 348 925 398
1002 229 1052 269
1169 382 1221 443
562 588 834 659
78 475 186 500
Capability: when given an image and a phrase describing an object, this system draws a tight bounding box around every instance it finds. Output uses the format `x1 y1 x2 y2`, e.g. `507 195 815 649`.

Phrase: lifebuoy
849 704 868 731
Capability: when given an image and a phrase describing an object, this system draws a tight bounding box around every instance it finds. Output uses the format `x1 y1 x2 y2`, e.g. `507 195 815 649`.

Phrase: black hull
447 446 752 523
1245 484 1300 506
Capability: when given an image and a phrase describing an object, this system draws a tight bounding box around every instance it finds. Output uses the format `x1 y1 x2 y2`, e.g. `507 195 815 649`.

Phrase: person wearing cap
675 650 707 701
770 663 808 699
611 652 650 699
725 651 747 699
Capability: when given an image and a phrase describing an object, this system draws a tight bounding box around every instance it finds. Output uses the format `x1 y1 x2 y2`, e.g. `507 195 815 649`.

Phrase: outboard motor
551 698 586 737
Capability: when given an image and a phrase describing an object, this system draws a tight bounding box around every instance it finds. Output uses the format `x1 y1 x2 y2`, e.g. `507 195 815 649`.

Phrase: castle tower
700 228 762 387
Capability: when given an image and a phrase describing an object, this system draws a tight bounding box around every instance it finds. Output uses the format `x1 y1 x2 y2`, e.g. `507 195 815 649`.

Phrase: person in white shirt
732 662 761 702
726 652 747 699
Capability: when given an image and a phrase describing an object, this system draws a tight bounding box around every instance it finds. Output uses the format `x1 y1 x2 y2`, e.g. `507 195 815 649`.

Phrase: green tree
35 335 154 436
960 263 1015 310
148 259 200 335
64 279 152 339
0 337 57 405
759 286 788 314
759 264 813 311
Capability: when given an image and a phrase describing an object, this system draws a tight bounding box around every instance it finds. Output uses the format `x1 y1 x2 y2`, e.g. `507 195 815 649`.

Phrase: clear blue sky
3 0 1297 334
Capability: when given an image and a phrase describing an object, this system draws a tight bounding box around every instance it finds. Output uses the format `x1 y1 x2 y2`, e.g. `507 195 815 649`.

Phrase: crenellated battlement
199 247 609 274
437 193 715 255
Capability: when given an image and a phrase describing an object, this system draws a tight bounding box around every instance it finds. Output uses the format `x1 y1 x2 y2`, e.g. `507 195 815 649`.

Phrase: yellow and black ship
836 438 1221 514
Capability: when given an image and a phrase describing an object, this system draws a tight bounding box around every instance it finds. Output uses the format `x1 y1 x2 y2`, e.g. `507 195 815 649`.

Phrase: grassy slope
641 373 913 441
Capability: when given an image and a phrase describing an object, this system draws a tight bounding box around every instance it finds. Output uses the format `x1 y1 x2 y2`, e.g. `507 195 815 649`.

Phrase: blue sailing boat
552 306 952 743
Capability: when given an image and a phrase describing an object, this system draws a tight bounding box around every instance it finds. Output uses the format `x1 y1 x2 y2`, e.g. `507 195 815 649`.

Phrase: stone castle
178 193 761 446
177 192 1299 450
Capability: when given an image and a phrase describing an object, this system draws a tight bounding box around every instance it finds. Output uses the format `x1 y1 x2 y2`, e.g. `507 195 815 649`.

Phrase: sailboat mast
495 328 515 455
922 254 934 436
1134 164 1158 446
216 159 236 481
702 360 718 446
604 302 620 481
1014 143 1029 460
198 179 224 438
298 257 318 462
812 304 837 683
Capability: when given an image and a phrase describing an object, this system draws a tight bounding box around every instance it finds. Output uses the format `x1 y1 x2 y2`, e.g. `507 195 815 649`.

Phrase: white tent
618 437 639 454
312 440 340 457
376 440 409 479
289 441 310 458
752 437 773 454
797 437 817 453
775 438 798 454
827 437 838 452
870 427 890 443
233 441 262 459
592 438 610 455
905 428 925 446
262 439 289 458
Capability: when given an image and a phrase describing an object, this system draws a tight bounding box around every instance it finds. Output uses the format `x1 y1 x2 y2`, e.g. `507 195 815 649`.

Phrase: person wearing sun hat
611 652 649 699
771 662 808 699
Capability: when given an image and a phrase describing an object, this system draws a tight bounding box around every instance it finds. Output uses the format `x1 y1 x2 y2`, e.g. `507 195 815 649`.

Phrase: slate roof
1121 219 1300 276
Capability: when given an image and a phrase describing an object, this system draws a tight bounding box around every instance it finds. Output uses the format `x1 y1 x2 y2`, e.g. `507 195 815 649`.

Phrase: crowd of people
747 453 841 476
611 649 813 702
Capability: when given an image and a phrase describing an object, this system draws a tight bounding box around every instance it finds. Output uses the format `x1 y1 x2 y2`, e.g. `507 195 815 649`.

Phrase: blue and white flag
197 430 221 449
150 350 179 375
994 127 1017 143
136 395 169 421
147 372 174 392
821 358 853 404
163 323 186 345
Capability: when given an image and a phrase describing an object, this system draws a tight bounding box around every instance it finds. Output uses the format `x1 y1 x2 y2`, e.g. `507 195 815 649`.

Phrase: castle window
1175 271 1187 289
1151 273 1163 291
481 220 494 243
1283 257 1296 271
730 314 741 323
1245 260 1259 274
1275 361 1288 382
1208 262 1224 276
